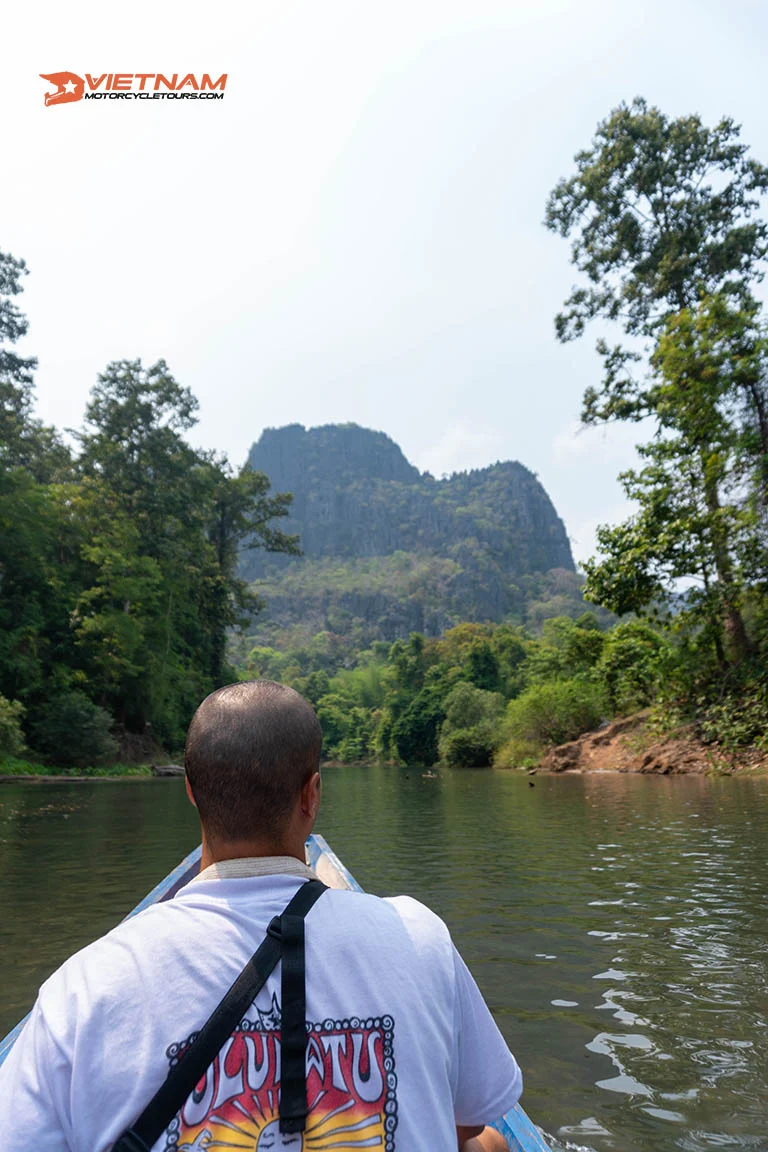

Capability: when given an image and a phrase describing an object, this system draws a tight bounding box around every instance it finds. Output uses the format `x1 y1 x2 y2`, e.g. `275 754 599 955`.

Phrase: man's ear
185 776 197 808
300 772 321 819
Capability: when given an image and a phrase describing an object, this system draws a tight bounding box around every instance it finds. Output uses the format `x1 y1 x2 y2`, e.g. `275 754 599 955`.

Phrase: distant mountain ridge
240 423 575 646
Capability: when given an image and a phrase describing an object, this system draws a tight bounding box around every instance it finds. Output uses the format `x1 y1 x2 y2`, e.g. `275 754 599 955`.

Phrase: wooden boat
0 833 551 1152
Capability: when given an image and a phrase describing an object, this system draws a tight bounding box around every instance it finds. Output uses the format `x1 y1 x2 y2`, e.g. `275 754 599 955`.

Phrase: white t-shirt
0 871 522 1151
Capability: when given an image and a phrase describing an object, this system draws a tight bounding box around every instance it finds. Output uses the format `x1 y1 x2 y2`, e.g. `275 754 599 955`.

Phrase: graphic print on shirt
165 997 397 1152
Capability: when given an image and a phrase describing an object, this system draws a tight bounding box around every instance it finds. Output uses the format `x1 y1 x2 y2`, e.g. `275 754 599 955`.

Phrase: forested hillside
240 423 577 647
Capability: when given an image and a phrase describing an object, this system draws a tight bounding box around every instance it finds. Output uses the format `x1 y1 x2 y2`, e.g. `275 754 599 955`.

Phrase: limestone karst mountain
240 423 577 646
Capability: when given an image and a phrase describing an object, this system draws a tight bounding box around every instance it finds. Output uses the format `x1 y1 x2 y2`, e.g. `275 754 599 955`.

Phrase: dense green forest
0 254 297 766
238 614 664 767
2 97 768 773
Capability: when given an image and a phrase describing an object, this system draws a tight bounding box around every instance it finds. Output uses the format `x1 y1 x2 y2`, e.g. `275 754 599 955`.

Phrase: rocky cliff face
240 423 574 644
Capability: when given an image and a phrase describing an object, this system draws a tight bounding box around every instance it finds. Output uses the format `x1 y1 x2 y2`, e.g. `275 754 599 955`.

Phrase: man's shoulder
38 896 200 1006
320 887 454 952
324 885 446 920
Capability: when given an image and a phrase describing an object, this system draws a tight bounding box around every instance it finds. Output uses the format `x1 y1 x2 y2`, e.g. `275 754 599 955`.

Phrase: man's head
185 680 322 850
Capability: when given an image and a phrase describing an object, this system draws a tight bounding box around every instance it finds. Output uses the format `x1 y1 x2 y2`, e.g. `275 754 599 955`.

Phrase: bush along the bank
0 694 26 759
29 692 119 768
438 683 505 768
495 678 608 768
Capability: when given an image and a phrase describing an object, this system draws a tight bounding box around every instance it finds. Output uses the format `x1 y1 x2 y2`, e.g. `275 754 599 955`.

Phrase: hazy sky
4 0 768 564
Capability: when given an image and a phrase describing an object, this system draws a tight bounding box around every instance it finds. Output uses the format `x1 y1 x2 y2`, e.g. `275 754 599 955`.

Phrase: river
0 768 766 1151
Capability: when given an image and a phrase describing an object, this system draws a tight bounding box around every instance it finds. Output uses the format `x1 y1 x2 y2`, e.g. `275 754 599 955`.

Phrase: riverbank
0 757 156 782
4 723 767 779
539 712 768 775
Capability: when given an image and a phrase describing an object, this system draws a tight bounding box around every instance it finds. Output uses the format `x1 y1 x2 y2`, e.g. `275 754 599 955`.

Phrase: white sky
4 0 768 565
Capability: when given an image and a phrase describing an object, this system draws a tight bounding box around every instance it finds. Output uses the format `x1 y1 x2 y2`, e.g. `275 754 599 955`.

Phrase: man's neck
194 855 318 884
200 838 305 872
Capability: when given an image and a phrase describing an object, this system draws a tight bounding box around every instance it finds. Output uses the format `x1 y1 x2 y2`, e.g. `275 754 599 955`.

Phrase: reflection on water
1 770 767 1151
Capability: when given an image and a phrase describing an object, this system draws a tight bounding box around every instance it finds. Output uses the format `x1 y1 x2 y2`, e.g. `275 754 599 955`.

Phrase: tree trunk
744 378 768 505
702 465 752 663
701 565 728 670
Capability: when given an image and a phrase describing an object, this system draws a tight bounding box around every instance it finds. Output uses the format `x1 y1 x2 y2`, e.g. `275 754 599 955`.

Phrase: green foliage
549 100 768 672
465 641 502 692
0 757 152 777
293 670 331 707
30 691 118 767
653 641 768 753
373 636 460 766
525 614 605 684
0 257 298 761
439 728 497 769
582 295 764 665
441 682 505 732
595 621 670 714
699 674 768 751
545 97 768 348
316 695 376 761
0 694 26 759
0 250 70 481
438 683 505 768
336 707 376 762
521 569 615 633
388 683 447 767
315 694 349 756
77 359 299 738
329 662 387 710
497 678 607 767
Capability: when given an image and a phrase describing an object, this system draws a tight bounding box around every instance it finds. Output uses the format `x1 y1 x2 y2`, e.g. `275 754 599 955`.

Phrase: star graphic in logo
40 71 85 106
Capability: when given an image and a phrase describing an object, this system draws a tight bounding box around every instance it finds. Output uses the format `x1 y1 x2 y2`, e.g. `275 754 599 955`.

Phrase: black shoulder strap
112 878 327 1152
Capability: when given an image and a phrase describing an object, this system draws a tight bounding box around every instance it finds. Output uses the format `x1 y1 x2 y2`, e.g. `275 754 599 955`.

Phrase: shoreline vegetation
4 707 768 781
0 760 154 782
2 101 768 782
8 677 768 778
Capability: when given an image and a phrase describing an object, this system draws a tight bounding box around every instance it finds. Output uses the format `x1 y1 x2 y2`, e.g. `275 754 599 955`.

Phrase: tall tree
546 100 768 661
0 250 37 459
545 98 768 349
200 460 299 682
584 294 758 657
77 359 298 739
0 250 69 480
78 359 201 550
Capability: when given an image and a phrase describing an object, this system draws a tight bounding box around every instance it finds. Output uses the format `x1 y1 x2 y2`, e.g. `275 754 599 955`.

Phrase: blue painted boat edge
305 832 363 891
492 1105 552 1152
126 845 202 916
0 1018 29 1067
305 834 551 1152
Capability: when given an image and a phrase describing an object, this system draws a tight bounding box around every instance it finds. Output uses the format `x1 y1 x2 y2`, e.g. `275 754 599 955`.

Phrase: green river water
0 768 766 1151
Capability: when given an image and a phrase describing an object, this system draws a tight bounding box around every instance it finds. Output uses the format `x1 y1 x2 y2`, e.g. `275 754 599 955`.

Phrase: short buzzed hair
185 680 322 844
